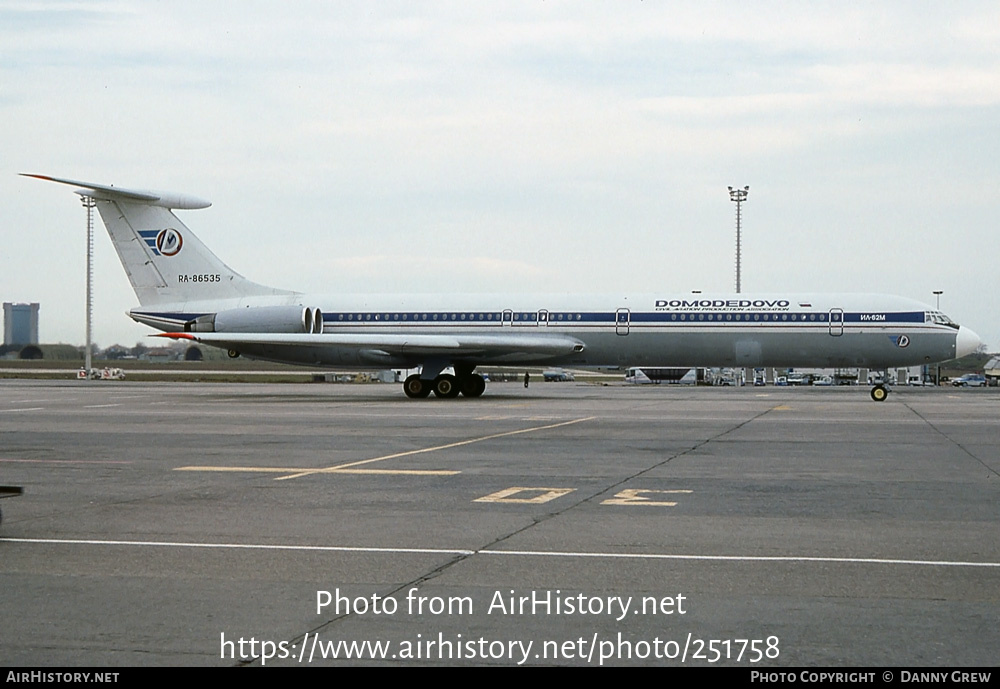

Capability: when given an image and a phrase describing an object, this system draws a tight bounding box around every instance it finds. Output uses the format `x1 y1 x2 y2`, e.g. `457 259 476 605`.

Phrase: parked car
543 369 575 382
951 374 986 387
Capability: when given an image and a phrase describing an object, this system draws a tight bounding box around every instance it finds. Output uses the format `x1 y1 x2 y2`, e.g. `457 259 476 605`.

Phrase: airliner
25 174 981 401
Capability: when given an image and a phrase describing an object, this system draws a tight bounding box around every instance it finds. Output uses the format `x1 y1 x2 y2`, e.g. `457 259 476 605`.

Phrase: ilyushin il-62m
26 174 981 401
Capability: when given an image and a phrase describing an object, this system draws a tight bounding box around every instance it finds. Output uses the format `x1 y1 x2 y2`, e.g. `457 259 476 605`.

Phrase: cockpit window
926 311 960 329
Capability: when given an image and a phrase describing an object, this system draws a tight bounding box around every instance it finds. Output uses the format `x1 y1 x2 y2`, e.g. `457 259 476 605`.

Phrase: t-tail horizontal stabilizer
20 174 211 209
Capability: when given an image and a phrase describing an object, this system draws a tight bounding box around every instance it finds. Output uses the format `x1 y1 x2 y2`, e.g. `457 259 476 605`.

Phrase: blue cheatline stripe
319 311 926 325
134 310 931 330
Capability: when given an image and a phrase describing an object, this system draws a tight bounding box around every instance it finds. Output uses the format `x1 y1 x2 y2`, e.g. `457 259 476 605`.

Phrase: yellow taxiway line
175 416 596 481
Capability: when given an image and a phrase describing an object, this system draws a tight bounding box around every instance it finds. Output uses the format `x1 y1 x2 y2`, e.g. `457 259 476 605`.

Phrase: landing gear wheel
403 374 432 398
460 373 487 398
870 384 888 402
433 374 461 399
227 349 240 359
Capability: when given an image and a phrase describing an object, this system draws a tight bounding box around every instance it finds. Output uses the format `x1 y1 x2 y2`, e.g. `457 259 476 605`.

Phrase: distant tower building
3 302 40 346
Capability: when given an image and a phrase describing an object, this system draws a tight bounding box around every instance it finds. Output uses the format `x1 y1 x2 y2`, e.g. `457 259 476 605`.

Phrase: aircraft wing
158 331 586 359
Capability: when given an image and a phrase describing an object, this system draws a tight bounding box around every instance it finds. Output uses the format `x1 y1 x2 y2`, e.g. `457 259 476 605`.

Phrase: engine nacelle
186 306 324 334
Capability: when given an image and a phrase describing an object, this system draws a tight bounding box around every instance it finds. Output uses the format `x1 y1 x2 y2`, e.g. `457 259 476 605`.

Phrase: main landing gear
403 371 487 399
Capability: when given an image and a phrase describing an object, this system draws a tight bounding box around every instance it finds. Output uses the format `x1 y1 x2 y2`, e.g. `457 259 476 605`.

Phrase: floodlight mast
728 186 749 293
82 196 95 377
933 290 943 385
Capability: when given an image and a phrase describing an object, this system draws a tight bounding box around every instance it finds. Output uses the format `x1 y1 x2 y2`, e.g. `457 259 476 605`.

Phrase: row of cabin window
332 312 584 322
663 312 830 322
329 312 833 323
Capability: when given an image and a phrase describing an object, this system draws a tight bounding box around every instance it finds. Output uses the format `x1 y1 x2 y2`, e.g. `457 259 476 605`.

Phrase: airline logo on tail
141 228 184 256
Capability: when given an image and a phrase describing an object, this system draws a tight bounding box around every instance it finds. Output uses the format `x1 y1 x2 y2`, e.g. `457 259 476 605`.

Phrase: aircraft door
502 309 512 326
538 310 549 327
616 308 630 336
829 308 844 336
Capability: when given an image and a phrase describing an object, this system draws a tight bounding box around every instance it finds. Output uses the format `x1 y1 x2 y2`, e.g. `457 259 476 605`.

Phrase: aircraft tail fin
23 174 293 305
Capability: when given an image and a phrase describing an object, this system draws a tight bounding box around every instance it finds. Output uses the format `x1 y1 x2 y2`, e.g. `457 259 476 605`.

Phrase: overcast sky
2 1 997 351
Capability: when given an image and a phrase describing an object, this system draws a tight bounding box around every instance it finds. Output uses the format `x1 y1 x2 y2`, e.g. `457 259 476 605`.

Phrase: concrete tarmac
1 380 998 666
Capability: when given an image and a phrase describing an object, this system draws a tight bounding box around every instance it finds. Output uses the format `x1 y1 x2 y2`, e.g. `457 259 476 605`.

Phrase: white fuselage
131 291 973 370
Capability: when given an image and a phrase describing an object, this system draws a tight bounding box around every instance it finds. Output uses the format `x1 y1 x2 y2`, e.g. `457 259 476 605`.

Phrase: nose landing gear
870 384 889 402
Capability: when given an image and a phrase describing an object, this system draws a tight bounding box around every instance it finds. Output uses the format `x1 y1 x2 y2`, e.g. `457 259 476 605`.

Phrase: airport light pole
933 290 943 385
82 196 96 378
728 186 749 293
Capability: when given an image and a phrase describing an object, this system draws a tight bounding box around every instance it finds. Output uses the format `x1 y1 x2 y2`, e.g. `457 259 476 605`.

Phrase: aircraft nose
955 326 981 358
